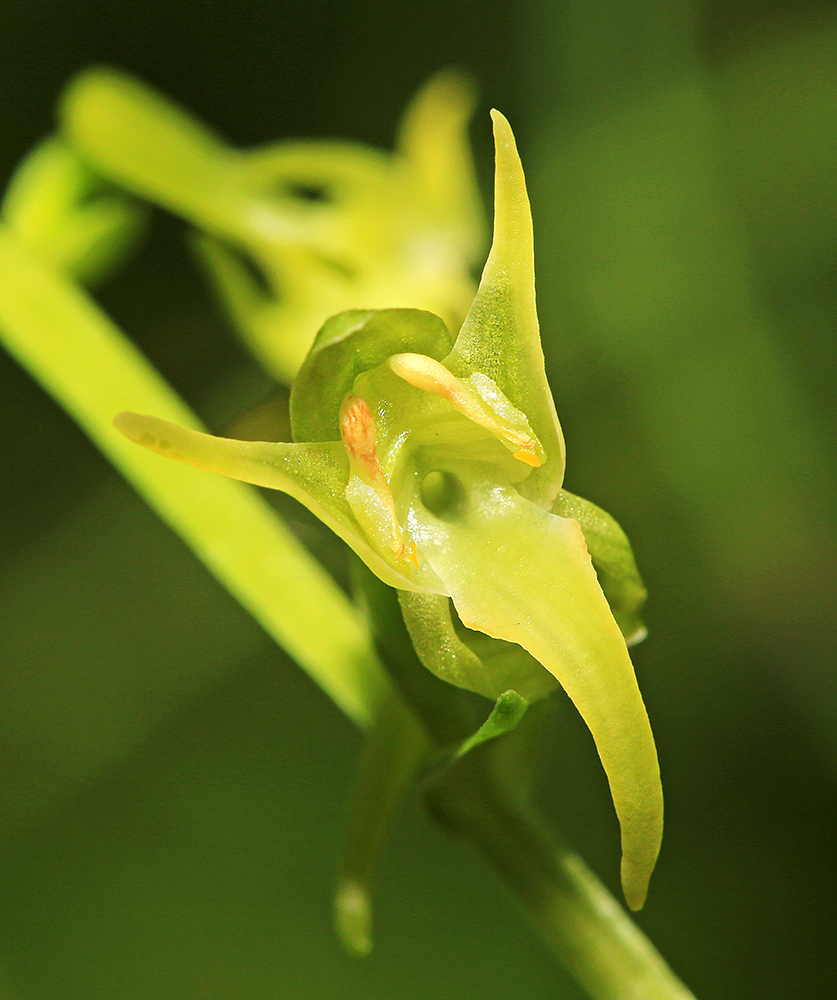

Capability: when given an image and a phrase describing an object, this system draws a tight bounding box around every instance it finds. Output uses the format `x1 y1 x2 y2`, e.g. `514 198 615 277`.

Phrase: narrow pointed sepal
450 691 529 763
113 411 432 592
445 111 564 506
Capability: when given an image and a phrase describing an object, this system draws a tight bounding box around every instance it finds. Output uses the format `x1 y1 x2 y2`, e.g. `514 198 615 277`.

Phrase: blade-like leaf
0 226 391 728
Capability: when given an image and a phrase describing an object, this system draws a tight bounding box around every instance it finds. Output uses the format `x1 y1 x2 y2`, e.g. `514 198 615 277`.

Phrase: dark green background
1 2 835 998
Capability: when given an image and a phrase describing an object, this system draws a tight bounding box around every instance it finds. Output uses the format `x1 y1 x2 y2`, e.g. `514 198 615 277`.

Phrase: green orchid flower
62 67 485 383
115 111 663 911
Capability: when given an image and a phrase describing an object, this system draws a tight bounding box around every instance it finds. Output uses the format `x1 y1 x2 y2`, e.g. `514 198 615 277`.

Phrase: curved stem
426 753 696 1000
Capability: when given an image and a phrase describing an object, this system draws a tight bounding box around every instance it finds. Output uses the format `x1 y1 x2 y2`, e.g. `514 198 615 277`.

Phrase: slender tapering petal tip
624 880 649 912
623 878 647 912
114 410 149 443
489 109 518 156
620 805 663 911
114 410 174 454
334 878 374 958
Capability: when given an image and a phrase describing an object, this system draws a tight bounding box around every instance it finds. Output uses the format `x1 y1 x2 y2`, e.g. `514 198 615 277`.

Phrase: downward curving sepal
408 476 663 910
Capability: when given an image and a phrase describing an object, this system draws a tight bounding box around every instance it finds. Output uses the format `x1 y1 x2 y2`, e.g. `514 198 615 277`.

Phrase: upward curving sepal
445 111 564 506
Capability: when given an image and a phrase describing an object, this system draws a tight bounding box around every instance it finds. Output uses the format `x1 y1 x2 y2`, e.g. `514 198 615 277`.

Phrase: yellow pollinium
388 352 544 467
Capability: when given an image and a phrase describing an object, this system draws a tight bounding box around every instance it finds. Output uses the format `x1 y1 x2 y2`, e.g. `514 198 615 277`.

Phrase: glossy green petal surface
291 308 453 443
445 112 565 506
407 473 662 910
553 490 648 645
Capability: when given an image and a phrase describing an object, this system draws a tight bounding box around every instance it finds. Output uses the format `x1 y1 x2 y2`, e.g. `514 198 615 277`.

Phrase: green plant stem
335 690 428 957
0 226 392 728
427 756 697 1000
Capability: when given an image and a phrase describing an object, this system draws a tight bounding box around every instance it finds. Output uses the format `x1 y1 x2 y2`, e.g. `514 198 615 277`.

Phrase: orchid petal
114 411 437 592
553 490 648 646
408 476 663 910
291 308 452 443
445 111 565 505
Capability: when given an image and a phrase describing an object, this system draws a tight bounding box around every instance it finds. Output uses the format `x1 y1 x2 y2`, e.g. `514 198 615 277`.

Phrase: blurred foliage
0 2 835 999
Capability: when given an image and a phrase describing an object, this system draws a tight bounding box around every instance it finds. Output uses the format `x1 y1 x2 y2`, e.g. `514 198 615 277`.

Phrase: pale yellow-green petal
446 111 565 506
114 412 437 594
396 69 486 265
409 479 663 909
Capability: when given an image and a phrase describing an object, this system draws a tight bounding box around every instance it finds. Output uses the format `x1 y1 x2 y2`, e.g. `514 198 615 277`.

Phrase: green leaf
553 489 648 645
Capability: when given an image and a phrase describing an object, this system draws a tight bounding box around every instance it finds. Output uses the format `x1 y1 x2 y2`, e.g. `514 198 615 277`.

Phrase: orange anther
340 395 381 475
513 449 542 467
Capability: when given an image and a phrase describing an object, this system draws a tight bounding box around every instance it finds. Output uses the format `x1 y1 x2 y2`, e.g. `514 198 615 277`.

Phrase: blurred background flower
0 2 834 998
